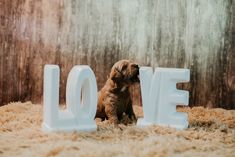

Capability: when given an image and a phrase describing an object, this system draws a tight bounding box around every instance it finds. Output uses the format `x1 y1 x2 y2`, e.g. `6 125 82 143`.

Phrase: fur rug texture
0 102 235 157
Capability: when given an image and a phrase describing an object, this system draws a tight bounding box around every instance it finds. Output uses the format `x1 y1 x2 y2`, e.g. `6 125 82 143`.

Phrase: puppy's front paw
121 114 137 124
126 116 137 125
108 117 119 125
130 115 137 123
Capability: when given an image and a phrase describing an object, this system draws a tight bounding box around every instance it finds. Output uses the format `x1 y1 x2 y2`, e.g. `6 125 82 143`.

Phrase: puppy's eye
121 65 128 71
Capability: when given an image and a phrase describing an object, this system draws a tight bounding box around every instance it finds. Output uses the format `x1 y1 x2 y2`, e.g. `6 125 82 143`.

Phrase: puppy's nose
132 64 139 69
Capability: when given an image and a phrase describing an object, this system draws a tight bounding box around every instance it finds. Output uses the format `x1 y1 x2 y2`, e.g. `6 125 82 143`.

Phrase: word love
42 65 190 132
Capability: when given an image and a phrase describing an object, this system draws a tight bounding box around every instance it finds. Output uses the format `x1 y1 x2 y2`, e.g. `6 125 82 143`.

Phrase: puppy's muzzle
129 65 140 83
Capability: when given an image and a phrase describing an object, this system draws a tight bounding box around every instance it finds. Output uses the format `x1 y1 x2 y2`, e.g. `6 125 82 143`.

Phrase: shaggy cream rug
0 102 235 157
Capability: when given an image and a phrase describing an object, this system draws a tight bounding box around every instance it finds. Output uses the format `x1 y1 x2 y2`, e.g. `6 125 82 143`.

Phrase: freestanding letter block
42 65 98 132
137 67 190 130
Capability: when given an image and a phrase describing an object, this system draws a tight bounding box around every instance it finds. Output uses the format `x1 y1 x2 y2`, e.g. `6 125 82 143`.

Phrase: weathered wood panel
0 0 234 108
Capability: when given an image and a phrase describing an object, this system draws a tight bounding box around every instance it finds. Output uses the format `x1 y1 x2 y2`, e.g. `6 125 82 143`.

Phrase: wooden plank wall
0 0 234 108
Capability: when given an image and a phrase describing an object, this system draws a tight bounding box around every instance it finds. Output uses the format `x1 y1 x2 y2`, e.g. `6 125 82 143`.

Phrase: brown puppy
96 60 139 124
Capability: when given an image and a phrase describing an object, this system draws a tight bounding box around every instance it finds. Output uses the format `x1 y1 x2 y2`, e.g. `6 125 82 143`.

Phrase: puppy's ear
110 67 123 82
